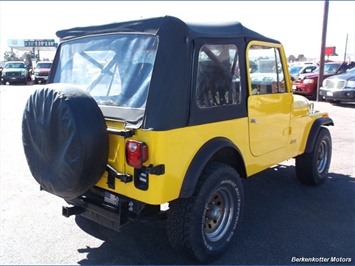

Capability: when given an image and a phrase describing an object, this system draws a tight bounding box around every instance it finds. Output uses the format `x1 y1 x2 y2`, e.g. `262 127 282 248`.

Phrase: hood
299 71 335 80
3 68 26 73
299 72 319 79
35 68 51 72
325 73 355 81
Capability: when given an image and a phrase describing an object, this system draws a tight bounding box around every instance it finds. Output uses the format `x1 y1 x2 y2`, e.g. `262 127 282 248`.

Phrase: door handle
250 118 260 123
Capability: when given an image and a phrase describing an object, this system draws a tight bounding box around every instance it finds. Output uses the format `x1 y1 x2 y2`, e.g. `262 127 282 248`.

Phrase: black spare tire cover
22 84 109 200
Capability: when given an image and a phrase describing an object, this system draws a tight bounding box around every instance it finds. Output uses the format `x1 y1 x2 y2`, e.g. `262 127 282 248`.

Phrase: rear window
52 34 158 125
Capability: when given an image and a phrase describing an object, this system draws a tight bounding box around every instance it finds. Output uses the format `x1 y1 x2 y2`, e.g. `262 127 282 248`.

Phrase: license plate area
104 191 120 206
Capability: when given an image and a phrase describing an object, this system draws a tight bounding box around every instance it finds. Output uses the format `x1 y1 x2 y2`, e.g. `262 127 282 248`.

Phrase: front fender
305 117 334 153
179 137 245 198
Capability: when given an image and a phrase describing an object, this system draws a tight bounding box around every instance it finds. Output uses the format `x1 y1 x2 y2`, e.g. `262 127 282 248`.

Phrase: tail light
126 140 148 168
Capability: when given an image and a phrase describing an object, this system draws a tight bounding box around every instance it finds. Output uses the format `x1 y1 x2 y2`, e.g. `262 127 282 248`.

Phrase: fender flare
179 137 246 198
305 117 334 153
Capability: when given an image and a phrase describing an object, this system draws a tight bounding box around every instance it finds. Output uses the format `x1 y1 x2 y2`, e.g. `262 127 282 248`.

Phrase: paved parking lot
0 85 354 264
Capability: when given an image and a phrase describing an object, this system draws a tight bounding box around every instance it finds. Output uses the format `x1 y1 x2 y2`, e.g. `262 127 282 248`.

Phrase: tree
288 54 296 63
21 52 35 68
2 50 36 68
297 54 306 62
3 50 21 61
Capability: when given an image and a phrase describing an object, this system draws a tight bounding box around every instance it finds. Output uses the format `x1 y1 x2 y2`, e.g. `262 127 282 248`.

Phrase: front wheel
167 162 244 263
296 127 332 185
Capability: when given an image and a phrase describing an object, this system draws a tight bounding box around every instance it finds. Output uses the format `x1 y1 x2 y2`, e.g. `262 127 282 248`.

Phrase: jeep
22 16 334 263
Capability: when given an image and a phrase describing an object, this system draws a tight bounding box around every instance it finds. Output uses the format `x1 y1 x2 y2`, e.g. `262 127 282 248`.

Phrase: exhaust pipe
62 206 84 217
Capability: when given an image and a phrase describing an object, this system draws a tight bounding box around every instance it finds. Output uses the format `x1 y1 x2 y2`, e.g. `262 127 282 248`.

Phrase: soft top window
248 44 287 95
52 34 158 124
196 44 241 108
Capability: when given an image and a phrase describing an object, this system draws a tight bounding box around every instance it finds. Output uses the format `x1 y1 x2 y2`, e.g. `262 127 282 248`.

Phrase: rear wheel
296 127 332 185
167 162 244 263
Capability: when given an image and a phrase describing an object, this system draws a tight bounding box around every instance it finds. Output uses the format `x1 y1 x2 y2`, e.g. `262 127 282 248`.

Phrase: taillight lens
126 140 148 168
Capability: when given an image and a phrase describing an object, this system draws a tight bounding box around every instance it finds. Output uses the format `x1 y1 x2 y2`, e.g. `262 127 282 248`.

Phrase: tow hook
62 206 84 217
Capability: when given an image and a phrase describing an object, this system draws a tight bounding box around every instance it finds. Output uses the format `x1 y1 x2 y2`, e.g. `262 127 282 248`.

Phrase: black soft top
54 16 280 131
56 16 278 43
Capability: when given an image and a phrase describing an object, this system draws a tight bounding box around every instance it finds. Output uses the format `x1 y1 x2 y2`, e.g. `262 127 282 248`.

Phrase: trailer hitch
62 206 84 217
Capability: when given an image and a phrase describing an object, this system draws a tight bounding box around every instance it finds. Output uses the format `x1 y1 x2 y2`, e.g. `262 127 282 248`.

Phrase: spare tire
22 84 109 200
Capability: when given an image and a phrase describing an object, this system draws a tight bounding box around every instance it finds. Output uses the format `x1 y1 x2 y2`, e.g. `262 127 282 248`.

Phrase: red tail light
126 140 148 168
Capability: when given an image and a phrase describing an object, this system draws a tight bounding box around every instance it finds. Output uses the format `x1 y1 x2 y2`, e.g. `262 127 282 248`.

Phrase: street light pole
317 0 329 102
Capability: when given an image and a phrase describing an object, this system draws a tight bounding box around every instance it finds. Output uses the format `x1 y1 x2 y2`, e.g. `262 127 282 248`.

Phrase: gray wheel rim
204 187 235 242
317 139 329 173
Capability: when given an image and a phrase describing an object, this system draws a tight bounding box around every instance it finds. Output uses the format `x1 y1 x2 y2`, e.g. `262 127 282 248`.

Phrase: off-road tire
296 127 332 185
167 162 244 263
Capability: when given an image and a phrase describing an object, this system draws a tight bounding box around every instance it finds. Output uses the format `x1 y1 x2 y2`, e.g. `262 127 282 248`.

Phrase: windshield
37 63 52 68
53 33 158 123
5 62 26 68
289 66 302 74
313 63 340 74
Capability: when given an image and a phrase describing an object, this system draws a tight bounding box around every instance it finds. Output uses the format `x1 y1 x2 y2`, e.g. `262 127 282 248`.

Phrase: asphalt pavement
0 85 354 265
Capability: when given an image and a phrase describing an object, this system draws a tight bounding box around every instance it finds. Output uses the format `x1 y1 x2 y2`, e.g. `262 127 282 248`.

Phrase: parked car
1 61 28 85
320 67 355 103
289 64 317 81
34 61 52 84
22 16 334 263
293 61 355 100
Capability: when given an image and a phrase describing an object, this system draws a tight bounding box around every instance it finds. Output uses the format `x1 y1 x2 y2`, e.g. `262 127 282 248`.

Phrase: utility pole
344 33 348 62
317 0 329 102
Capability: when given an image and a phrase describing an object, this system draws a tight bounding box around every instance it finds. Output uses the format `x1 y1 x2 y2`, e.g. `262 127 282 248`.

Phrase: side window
196 44 241 108
248 45 287 95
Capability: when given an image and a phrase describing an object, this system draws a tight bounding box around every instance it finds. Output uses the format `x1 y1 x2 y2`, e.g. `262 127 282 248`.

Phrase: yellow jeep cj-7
22 16 334 262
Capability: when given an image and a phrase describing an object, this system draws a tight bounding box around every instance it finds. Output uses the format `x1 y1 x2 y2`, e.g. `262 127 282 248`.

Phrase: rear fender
179 137 246 198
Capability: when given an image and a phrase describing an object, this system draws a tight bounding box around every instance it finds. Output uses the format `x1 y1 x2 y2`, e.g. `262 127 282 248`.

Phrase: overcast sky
0 1 354 61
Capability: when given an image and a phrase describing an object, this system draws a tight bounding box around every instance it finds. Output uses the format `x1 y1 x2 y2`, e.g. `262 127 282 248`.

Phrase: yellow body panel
97 102 326 205
98 119 250 204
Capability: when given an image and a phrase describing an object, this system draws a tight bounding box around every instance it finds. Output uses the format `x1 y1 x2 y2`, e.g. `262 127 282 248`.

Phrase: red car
293 61 355 100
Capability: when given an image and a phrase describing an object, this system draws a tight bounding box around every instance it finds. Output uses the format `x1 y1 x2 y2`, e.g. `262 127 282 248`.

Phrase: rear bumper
63 187 137 232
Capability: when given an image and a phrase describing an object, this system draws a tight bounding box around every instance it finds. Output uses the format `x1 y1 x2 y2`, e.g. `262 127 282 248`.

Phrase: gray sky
0 1 354 61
